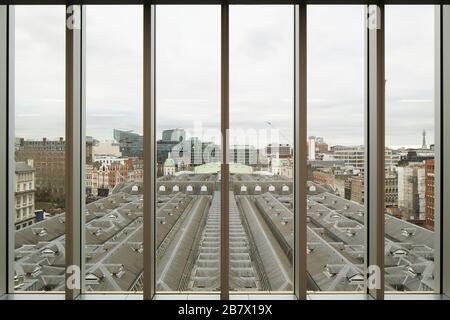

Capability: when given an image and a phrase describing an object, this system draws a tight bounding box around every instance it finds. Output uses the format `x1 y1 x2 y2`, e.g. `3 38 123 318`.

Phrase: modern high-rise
265 143 292 159
397 163 425 220
331 146 400 171
113 129 144 157
307 137 316 160
162 128 186 143
331 145 364 170
229 145 257 166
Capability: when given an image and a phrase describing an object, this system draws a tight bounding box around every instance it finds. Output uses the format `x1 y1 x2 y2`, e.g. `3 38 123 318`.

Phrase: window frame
0 1 447 301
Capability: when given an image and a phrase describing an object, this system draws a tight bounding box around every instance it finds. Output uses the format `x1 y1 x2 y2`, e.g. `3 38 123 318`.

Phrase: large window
307 5 365 292
155 5 221 293
229 5 294 293
385 5 436 292
2 2 446 300
13 5 66 292
84 5 143 292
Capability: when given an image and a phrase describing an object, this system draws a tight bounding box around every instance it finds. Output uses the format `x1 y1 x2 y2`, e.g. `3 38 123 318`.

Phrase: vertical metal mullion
143 3 156 300
441 4 450 297
294 4 307 301
0 4 14 296
65 4 85 300
434 4 442 295
366 4 385 300
220 3 229 301
0 5 5 297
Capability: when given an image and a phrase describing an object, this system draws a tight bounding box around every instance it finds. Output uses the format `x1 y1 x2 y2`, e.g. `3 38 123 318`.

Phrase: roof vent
33 228 47 237
348 273 365 284
323 265 339 278
85 273 101 284
401 228 416 237
40 247 57 257
394 248 409 258
306 245 315 254
404 266 418 278
111 265 125 278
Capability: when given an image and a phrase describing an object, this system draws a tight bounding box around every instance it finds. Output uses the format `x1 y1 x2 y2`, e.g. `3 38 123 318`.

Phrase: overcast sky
14 5 435 149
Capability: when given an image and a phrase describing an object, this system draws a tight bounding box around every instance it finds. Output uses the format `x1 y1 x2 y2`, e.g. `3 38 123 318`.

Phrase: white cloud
14 4 436 148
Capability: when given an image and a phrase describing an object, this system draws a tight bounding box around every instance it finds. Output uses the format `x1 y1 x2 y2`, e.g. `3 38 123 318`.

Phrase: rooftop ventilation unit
348 273 365 285
40 247 57 257
323 265 339 278
404 266 418 278
108 213 118 219
111 265 125 278
85 273 101 284
391 248 408 257
133 243 144 254
25 265 42 278
401 228 416 237
33 228 47 237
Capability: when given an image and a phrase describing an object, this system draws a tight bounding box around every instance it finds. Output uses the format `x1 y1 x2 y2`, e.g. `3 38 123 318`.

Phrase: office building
15 160 35 230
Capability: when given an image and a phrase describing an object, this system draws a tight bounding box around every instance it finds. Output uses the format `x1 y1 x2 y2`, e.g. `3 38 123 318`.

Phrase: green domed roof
164 158 175 167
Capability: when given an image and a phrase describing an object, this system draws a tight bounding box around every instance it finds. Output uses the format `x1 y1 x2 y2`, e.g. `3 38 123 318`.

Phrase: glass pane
229 5 294 292
385 5 435 292
84 5 143 292
155 5 221 293
14 5 66 292
307 5 366 292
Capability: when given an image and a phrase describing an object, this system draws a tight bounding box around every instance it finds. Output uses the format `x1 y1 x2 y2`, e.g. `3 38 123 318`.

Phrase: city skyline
15 127 434 151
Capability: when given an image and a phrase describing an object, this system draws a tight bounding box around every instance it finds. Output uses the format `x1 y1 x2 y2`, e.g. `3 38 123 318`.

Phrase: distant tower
308 137 316 161
422 129 427 149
